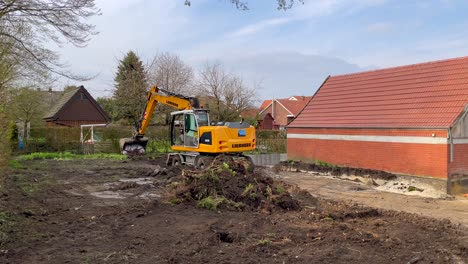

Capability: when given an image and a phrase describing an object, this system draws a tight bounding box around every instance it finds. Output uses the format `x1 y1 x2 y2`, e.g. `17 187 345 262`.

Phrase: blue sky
56 0 468 104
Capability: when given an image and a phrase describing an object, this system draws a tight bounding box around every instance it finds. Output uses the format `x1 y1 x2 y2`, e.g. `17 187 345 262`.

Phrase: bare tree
148 52 194 95
147 52 194 124
0 0 100 81
227 76 258 115
184 0 304 10
197 62 230 121
197 62 258 122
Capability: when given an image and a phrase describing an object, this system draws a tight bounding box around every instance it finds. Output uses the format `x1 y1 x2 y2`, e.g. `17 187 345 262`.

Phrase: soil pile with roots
169 155 301 211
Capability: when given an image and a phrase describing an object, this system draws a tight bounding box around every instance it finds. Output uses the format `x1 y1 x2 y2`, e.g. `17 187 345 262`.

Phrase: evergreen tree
113 51 148 126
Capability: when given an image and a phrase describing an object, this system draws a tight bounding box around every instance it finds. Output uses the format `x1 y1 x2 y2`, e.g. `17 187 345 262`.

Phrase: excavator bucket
120 137 148 155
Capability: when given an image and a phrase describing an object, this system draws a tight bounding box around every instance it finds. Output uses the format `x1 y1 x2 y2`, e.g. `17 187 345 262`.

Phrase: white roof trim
259 101 273 115
274 99 294 115
287 133 449 144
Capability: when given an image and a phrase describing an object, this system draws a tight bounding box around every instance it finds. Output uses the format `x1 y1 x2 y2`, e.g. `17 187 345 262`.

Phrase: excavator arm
120 85 199 154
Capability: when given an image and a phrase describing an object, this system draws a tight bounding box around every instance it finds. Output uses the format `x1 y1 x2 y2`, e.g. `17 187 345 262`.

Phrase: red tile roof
277 96 312 116
259 100 272 110
289 56 468 128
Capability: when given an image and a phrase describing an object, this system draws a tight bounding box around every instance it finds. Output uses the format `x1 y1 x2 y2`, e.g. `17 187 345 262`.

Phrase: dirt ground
281 171 468 227
0 157 467 264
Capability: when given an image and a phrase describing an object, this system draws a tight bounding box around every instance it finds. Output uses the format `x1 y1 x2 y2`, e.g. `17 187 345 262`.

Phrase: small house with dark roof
287 56 468 194
258 96 311 130
43 86 110 127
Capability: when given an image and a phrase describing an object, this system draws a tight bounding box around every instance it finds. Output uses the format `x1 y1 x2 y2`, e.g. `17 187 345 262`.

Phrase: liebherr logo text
232 143 251 148
166 101 178 107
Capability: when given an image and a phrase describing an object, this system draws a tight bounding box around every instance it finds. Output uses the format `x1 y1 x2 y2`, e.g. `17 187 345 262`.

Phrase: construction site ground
280 171 468 227
0 157 467 264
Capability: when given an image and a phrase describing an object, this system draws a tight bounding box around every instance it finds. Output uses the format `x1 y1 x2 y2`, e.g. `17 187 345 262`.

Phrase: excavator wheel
195 155 214 169
166 154 182 166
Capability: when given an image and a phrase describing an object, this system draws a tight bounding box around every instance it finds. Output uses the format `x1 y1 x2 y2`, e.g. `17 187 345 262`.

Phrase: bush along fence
11 126 287 155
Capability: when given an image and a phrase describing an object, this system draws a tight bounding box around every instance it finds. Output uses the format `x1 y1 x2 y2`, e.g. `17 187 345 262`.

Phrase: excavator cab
170 109 209 148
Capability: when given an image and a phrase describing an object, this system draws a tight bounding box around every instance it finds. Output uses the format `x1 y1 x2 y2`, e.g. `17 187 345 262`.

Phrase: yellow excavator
120 85 256 168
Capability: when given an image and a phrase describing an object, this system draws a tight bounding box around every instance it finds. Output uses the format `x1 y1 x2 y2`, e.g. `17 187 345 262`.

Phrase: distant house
287 56 468 194
43 85 110 127
258 96 311 130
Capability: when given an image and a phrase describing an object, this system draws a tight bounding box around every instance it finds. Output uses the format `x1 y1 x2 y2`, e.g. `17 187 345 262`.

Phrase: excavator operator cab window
183 113 199 147
171 112 201 148
172 114 184 146
194 111 209 127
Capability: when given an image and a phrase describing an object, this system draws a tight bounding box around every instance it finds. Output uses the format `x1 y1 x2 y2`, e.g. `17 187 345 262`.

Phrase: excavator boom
120 86 198 154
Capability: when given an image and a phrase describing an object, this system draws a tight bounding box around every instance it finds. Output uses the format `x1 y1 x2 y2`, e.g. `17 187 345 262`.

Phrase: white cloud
366 22 395 33
226 17 292 38
226 0 389 40
224 0 342 39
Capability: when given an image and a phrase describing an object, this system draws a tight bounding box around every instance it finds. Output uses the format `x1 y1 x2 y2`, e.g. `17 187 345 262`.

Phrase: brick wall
287 128 450 178
262 102 293 127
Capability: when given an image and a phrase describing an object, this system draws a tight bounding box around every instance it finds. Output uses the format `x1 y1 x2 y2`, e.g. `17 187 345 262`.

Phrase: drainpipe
448 127 454 163
272 98 275 121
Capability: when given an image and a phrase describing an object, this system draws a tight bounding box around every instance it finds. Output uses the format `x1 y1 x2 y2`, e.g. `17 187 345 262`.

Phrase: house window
80 93 88 101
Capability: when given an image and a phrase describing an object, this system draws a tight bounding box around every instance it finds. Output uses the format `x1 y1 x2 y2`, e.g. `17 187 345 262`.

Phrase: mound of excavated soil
277 160 397 180
169 155 301 211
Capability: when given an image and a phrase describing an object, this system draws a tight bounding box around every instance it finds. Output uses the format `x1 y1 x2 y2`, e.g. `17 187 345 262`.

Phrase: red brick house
259 96 311 130
287 57 468 193
43 86 110 127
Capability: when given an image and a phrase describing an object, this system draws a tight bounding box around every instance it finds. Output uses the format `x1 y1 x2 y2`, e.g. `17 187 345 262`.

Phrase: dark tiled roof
289 56 468 128
43 88 80 119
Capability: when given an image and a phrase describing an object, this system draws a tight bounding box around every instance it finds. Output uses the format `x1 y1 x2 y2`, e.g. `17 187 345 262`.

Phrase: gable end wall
57 92 107 123
448 108 468 178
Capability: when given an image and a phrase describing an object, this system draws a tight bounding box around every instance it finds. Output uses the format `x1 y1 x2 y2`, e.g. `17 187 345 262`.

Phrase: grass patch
169 197 183 204
315 160 335 168
257 238 272 245
16 152 127 161
242 183 254 196
197 196 244 211
197 196 226 210
200 171 220 183
276 185 285 194
8 159 26 169
220 162 236 176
